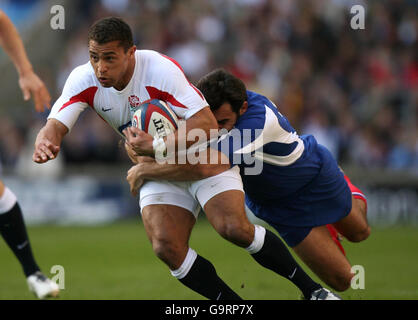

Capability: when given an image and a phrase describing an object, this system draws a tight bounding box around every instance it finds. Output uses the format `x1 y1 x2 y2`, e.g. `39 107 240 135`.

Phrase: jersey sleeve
145 53 208 120
214 101 305 168
48 64 97 131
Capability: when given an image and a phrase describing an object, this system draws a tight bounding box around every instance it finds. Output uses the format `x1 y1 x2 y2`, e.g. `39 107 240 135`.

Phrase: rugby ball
131 99 178 138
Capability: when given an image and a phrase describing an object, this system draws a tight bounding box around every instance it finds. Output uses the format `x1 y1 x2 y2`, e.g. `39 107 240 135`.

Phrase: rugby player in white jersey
33 17 338 299
0 10 59 299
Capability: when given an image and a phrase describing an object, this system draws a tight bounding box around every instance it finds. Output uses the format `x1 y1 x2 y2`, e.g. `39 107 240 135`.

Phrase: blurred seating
0 0 416 172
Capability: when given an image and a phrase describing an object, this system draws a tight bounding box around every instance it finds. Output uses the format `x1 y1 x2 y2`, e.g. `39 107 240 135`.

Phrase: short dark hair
196 69 247 115
88 17 133 51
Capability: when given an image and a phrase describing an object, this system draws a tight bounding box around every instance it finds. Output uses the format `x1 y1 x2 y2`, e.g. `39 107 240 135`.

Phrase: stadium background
0 0 417 299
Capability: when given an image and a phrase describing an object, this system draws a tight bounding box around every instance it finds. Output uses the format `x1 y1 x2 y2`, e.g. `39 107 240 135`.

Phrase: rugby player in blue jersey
126 69 369 292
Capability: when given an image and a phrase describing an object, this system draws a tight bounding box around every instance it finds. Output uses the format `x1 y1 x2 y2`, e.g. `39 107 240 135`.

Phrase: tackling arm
32 119 68 163
126 148 230 196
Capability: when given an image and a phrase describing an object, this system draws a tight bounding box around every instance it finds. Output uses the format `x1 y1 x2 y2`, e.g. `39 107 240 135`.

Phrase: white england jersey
48 50 208 136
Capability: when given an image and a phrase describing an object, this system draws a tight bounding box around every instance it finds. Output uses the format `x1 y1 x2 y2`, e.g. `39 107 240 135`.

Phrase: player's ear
128 45 136 57
239 101 248 116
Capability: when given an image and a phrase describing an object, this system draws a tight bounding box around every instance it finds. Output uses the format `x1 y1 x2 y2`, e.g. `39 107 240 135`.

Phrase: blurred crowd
0 0 417 172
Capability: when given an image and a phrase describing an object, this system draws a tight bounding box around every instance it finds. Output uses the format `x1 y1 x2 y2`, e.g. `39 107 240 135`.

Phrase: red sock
343 175 367 212
326 224 346 256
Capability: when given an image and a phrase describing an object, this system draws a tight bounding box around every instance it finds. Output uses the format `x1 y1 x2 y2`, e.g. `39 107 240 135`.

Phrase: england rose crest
128 95 141 108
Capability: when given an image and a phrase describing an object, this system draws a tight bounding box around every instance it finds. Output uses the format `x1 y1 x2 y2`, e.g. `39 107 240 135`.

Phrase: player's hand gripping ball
131 99 178 138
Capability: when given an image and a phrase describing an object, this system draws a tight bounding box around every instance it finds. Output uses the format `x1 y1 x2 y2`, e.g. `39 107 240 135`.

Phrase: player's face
212 102 248 131
89 40 136 90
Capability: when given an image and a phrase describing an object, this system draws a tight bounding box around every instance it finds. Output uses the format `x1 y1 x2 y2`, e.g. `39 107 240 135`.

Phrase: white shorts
139 166 244 218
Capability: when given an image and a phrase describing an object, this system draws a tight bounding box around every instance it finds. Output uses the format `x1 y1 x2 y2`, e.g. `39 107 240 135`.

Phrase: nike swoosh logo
17 240 28 250
288 267 297 279
101 107 112 112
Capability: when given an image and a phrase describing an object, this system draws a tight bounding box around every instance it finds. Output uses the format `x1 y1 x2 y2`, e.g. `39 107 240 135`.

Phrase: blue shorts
246 145 352 247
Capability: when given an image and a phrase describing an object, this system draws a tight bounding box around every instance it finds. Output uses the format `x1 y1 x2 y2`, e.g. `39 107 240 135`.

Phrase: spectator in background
0 0 416 171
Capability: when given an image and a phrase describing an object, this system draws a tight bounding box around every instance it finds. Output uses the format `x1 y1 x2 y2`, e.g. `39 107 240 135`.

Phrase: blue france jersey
215 90 323 204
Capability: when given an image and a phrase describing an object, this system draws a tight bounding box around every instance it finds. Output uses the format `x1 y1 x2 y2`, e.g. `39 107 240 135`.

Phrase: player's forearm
36 119 68 146
164 107 218 155
0 11 33 76
127 160 225 197
33 119 68 163
143 162 198 181
140 160 229 181
153 145 230 180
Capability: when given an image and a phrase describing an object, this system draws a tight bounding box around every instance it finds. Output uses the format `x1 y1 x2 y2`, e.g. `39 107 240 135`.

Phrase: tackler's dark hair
196 69 247 115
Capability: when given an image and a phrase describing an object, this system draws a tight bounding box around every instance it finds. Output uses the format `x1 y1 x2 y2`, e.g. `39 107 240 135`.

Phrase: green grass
0 218 417 300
